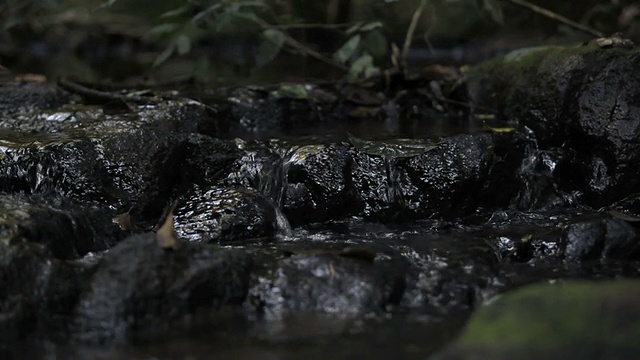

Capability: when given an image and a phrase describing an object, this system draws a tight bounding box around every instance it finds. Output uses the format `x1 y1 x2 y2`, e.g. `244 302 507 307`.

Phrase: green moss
453 280 640 355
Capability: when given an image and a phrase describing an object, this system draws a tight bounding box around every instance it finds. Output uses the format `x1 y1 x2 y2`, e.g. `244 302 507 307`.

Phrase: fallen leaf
112 207 134 231
157 200 180 250
608 210 640 222
329 261 337 280
348 106 381 118
482 121 515 133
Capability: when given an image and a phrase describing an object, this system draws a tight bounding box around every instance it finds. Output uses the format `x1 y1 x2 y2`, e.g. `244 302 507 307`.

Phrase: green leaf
363 29 387 58
176 35 191 55
192 3 222 23
146 23 180 37
153 42 176 68
210 11 234 32
360 21 383 32
334 34 361 64
192 56 210 76
94 0 119 11
483 0 504 25
160 5 190 18
349 52 374 78
346 22 363 35
364 64 380 79
236 0 266 8
269 84 309 99
255 29 286 68
3 15 23 30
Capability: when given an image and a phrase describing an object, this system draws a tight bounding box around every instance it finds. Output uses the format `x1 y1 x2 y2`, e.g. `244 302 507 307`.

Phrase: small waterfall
513 127 573 210
256 143 296 237
383 155 406 211
273 205 293 237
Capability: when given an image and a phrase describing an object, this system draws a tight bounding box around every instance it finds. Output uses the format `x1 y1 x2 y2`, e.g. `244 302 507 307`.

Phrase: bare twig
401 0 429 69
234 12 349 72
271 22 351 30
58 77 160 103
504 0 603 37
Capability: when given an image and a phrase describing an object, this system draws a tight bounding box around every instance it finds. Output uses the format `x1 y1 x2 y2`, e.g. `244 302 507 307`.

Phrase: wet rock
222 139 287 197
0 240 95 343
173 186 280 243
512 146 590 210
0 139 110 200
0 100 220 220
606 193 640 221
483 210 640 264
0 81 73 119
468 46 640 207
0 241 51 341
284 143 361 225
72 234 252 344
223 86 335 138
397 234 501 313
249 253 406 317
564 216 640 262
435 280 640 360
349 133 522 220
400 134 497 218
0 193 121 341
177 135 241 191
94 102 208 218
0 194 125 259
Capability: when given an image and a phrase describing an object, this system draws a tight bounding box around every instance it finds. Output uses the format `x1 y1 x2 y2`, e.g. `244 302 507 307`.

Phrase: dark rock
249 253 406 317
564 216 640 262
0 139 110 201
0 81 73 119
223 86 333 138
0 240 95 343
468 46 640 207
0 194 125 259
174 186 280 243
483 211 640 264
398 234 500 313
512 147 589 210
351 133 520 220
222 139 288 200
177 135 241 191
0 100 220 221
0 241 50 341
72 234 252 344
284 143 362 225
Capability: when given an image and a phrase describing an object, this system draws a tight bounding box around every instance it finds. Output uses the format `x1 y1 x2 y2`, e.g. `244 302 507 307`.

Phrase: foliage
1 0 62 31
95 0 388 80
94 0 511 79
1 0 636 81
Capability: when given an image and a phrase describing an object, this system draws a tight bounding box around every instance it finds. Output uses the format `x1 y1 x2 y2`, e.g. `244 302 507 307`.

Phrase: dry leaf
346 88 385 106
329 261 337 280
608 210 640 222
157 200 180 250
112 207 134 231
348 106 382 118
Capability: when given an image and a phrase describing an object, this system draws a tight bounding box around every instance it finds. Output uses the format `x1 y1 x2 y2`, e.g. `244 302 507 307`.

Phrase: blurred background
1 0 639 84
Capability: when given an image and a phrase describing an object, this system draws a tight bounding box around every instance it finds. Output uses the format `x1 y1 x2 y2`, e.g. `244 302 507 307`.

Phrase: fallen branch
58 77 160 103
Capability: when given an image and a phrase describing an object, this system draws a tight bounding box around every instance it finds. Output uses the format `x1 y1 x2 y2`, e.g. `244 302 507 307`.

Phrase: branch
271 22 351 30
504 0 603 37
402 0 429 67
234 13 349 72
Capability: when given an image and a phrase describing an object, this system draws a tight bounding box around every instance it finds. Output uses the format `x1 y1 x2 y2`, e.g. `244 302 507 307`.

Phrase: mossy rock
436 280 640 360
